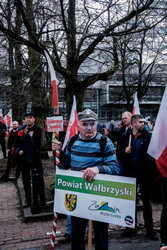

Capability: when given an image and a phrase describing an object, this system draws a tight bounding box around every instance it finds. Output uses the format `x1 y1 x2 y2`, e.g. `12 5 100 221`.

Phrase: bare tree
0 0 165 117
116 12 167 111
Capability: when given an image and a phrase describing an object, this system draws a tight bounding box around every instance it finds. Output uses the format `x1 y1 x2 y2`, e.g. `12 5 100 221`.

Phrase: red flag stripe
52 80 59 114
155 147 167 177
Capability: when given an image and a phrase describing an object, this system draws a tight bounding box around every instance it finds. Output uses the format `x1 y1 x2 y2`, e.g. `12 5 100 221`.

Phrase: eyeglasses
82 121 96 127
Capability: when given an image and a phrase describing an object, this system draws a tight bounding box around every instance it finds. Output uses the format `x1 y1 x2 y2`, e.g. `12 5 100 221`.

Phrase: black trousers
160 176 167 243
0 137 6 158
137 176 154 232
5 151 20 176
71 216 108 250
21 161 45 207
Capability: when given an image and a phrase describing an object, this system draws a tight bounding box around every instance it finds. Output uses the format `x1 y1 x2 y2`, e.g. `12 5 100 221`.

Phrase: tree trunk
8 0 27 122
65 78 84 117
25 0 46 126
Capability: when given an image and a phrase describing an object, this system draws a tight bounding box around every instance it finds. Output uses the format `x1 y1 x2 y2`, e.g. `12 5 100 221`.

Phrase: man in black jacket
117 114 158 241
0 121 19 180
15 112 46 214
0 116 7 158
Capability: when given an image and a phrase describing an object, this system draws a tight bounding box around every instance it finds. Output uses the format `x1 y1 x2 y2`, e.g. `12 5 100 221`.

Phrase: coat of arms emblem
65 193 77 211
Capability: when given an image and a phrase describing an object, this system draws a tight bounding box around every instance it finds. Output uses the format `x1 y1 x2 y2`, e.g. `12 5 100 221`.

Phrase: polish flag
6 109 12 129
147 86 167 177
0 108 6 124
62 95 78 150
3 115 7 125
132 92 140 115
44 51 59 114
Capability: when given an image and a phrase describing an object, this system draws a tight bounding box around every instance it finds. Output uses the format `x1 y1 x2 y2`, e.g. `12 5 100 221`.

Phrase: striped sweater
60 132 119 175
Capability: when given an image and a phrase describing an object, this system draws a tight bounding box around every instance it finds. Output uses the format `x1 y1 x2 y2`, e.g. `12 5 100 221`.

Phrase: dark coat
0 122 7 140
117 128 152 178
7 130 17 150
15 124 42 164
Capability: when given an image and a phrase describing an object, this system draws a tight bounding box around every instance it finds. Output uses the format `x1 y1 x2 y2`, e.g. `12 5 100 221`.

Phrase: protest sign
45 116 63 132
54 168 136 228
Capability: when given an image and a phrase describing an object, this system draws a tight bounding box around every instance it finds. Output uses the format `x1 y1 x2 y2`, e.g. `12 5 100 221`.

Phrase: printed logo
65 193 77 211
125 215 133 226
88 201 120 213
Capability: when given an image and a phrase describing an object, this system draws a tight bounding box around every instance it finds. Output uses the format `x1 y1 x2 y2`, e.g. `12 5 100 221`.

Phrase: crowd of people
52 109 166 250
0 112 46 214
0 108 166 250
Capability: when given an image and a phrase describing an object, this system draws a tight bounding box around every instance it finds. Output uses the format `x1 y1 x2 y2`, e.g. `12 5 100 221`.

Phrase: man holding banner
52 108 119 250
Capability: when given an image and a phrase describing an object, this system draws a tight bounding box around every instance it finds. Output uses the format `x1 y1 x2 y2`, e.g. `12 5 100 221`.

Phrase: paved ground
0 178 162 250
0 148 162 250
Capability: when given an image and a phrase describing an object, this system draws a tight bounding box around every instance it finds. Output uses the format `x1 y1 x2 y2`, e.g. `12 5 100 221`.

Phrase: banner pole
50 137 60 250
128 134 132 147
50 213 58 250
88 220 93 250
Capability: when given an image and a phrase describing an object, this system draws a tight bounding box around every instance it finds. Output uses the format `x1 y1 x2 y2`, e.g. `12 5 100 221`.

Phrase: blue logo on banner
125 216 133 226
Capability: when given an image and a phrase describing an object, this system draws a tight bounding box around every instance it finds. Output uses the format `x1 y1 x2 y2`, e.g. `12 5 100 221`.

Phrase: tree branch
15 0 39 45
78 0 154 65
79 37 119 88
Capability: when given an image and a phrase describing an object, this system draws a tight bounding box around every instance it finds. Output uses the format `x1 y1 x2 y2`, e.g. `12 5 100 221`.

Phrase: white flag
132 92 140 115
62 95 78 150
147 86 167 160
6 109 12 129
44 51 59 114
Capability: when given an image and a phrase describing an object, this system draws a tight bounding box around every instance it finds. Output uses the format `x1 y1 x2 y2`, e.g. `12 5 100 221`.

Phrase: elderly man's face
78 120 97 139
122 113 131 127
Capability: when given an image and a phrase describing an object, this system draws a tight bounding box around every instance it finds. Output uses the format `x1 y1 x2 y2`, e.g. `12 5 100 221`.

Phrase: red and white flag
0 108 2 117
62 95 78 150
6 109 12 129
132 92 140 115
44 51 59 114
147 86 167 177
0 108 6 124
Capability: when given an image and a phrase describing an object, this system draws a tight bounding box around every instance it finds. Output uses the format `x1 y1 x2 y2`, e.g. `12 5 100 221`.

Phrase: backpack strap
68 133 107 154
68 134 79 148
99 135 107 154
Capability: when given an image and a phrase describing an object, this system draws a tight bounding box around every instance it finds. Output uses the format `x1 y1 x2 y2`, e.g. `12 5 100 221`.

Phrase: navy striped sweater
60 132 119 175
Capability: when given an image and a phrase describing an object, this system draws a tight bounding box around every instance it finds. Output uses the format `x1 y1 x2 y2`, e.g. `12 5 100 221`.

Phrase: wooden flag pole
88 220 93 250
128 134 132 147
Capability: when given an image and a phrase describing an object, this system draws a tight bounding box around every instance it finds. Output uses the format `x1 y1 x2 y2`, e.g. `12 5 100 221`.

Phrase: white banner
45 116 63 132
54 168 136 228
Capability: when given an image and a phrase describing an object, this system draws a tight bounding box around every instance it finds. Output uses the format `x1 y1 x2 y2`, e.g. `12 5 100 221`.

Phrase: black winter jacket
15 124 42 164
117 128 152 178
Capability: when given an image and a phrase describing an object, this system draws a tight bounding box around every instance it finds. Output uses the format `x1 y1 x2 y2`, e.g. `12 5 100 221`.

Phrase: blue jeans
66 215 72 235
71 216 108 250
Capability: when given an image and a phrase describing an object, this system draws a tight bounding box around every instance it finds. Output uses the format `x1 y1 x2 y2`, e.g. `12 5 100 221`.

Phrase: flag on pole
3 115 7 125
0 109 6 125
147 86 167 177
0 108 6 124
6 109 12 129
44 51 59 114
132 92 140 115
0 108 3 117
62 95 78 150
